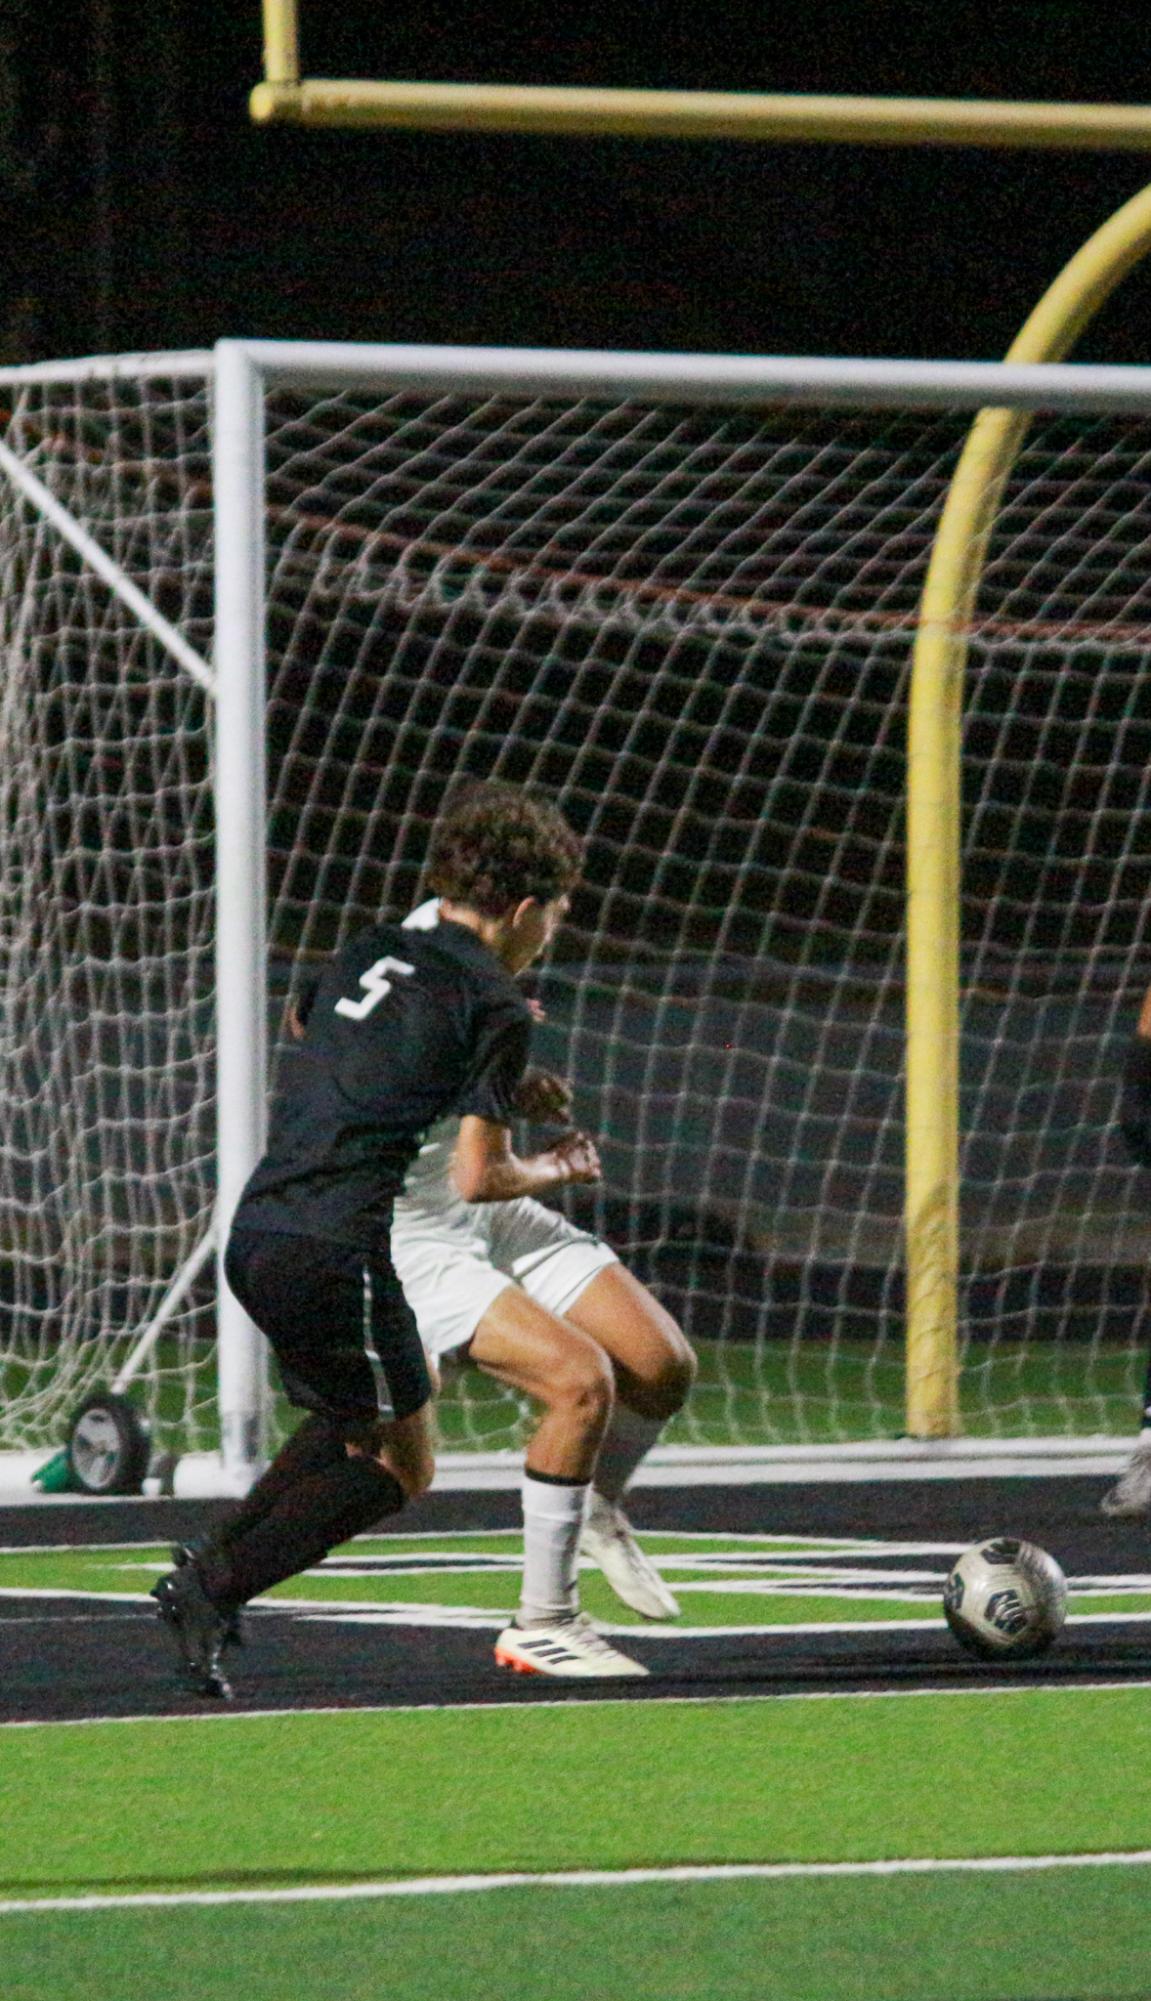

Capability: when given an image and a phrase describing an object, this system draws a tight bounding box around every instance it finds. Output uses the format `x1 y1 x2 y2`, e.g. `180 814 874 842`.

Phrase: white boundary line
0 1530 979 1555
4 1848 1151 1916
430 1439 1136 1489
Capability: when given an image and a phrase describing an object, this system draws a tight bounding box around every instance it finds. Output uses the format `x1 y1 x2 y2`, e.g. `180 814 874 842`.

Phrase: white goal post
2 338 1151 1493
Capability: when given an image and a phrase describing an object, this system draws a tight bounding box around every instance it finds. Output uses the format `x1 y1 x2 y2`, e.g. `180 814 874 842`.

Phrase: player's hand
551 1129 601 1185
284 998 308 1044
526 997 547 1023
514 1067 573 1123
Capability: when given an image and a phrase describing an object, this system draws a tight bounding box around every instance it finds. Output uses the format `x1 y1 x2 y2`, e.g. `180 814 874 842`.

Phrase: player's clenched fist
550 1129 601 1183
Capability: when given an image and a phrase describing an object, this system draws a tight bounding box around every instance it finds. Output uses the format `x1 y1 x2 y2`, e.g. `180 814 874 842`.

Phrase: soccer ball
942 1537 1067 1661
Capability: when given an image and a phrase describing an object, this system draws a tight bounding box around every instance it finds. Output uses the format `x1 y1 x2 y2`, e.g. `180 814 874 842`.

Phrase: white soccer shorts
390 1188 618 1360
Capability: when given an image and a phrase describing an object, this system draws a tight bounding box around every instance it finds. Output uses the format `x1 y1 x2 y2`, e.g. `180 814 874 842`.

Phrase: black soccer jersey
234 918 533 1249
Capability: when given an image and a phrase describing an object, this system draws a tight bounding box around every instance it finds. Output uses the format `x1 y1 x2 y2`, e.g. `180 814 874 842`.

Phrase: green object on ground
29 1449 77 1494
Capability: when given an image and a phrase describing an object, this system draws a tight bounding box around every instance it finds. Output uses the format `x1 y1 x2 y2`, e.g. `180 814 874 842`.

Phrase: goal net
0 344 1148 1472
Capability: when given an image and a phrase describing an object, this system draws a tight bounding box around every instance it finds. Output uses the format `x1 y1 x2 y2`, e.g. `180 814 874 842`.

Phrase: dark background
6 0 1151 368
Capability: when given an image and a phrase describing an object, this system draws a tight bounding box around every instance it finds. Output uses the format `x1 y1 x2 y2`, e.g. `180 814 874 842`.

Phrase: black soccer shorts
224 1228 432 1427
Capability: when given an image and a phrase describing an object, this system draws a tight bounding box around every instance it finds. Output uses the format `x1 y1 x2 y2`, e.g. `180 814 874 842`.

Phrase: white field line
297 1610 945 1635
6 1677 1151 1731
4 1849 1151 1917
5 1593 1149 1640
296 1606 1151 1635
0 1587 154 1603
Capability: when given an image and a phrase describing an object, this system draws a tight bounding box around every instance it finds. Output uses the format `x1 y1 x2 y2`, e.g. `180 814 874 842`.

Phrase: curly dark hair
426 780 583 916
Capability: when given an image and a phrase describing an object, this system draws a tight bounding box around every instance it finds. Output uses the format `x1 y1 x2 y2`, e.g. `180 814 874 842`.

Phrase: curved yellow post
906 179 1151 1436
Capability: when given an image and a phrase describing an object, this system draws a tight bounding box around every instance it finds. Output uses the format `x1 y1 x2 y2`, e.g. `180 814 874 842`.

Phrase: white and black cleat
495 1612 649 1679
581 1493 681 1621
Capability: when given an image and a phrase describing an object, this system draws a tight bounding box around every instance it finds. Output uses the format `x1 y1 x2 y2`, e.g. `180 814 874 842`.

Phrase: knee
639 1330 697 1422
551 1341 615 1434
386 1415 436 1502
388 1447 435 1504
348 1414 436 1503
661 1333 697 1414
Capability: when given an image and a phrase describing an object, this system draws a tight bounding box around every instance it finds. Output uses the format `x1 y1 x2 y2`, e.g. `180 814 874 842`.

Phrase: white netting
1 357 1150 1457
0 368 217 1449
260 386 1151 1446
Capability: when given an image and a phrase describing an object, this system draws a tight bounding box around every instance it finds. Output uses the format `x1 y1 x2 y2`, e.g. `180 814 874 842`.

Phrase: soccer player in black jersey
151 780 648 1694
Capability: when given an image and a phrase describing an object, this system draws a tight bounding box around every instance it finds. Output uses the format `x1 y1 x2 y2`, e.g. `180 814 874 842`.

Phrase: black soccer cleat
170 1543 245 1647
151 1561 236 1701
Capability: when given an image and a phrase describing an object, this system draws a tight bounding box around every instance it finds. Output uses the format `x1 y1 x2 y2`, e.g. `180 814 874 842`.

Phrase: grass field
3 1505 1151 2001
3 1689 1151 1998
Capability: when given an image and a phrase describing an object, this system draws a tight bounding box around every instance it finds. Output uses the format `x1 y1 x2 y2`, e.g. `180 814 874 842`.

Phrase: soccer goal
1 340 1149 1492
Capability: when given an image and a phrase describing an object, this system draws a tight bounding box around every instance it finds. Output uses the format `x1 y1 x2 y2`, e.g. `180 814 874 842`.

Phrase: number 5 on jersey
334 956 416 1021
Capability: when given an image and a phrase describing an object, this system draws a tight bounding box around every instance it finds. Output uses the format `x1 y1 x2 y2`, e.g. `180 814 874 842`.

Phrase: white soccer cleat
494 1612 649 1678
580 1493 681 1620
1100 1434 1151 1518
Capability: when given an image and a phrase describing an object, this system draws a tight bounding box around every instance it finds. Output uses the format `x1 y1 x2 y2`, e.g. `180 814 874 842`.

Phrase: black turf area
3 1476 1150 1722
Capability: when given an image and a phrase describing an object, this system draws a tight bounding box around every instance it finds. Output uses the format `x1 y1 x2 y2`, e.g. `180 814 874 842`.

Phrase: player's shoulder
336 918 424 967
342 915 527 1012
415 917 528 1002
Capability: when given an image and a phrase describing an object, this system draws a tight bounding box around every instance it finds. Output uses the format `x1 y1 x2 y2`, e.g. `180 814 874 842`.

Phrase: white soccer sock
518 1473 589 1627
592 1405 665 1505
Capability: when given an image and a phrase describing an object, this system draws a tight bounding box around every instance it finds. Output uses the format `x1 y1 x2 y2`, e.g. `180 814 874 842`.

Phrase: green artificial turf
4 1852 1151 2001
3 1685 1151 1901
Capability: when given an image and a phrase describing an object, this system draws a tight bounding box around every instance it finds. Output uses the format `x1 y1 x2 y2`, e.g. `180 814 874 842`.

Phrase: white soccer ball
942 1537 1067 1661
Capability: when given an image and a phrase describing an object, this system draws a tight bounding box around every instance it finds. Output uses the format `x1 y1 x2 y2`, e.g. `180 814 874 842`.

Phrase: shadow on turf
0 1867 457 1895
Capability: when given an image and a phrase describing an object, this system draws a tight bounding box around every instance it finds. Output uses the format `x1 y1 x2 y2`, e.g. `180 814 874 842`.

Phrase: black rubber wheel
66 1392 151 1495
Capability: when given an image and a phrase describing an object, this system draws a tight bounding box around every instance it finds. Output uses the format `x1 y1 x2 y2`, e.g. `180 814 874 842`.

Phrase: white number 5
334 955 416 1021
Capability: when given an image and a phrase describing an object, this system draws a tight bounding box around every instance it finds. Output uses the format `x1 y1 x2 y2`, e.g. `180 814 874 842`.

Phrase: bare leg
469 1288 614 1624
562 1263 695 1422
349 1404 436 1501
469 1286 615 1478
561 1265 695 1620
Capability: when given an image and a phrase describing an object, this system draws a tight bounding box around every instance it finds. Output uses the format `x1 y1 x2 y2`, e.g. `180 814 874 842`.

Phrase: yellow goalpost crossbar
253 0 1151 150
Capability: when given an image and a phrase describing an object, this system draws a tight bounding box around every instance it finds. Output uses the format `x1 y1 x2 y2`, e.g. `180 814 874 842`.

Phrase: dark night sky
7 1 1151 367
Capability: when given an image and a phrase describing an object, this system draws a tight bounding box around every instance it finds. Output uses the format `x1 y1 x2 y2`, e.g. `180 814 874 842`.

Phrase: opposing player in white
392 897 696 1678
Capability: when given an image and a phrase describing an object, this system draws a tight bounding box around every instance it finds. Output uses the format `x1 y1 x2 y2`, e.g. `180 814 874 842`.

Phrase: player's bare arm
452 1112 599 1204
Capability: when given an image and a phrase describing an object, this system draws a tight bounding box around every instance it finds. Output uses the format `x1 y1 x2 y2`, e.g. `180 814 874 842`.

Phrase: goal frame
214 339 1151 1484
7 338 1151 1491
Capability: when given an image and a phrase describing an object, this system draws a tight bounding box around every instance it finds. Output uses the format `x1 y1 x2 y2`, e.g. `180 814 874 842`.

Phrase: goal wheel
66 1392 151 1496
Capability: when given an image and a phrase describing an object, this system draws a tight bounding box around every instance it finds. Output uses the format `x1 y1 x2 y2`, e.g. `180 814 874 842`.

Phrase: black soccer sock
203 1414 347 1557
198 1455 405 1607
